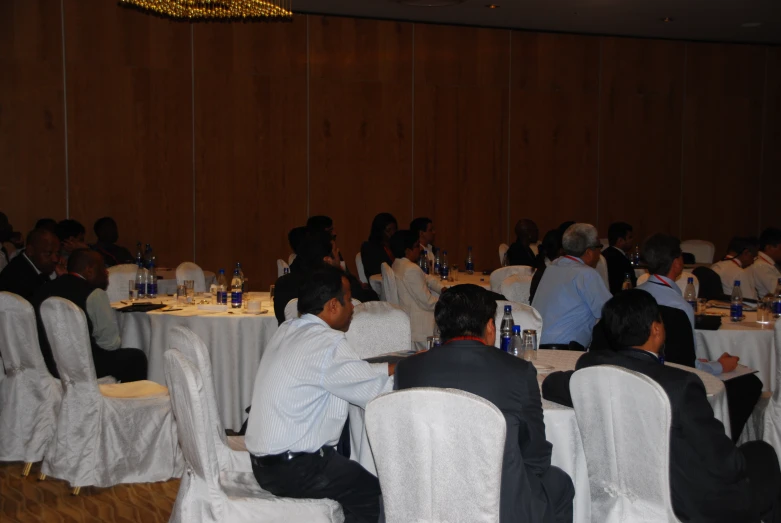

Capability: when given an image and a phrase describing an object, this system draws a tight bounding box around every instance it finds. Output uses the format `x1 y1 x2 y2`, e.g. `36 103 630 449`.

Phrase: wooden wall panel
682 43 766 257
309 17 413 275
64 0 192 267
193 18 308 288
510 32 600 242
0 0 66 235
413 24 509 271
597 37 686 244
761 47 781 230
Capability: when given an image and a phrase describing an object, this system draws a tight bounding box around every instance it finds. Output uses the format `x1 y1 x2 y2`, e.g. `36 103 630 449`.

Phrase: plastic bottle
216 269 227 305
730 280 743 322
683 277 697 311
509 325 522 357
440 250 449 281
622 273 633 291
230 268 243 309
135 259 147 298
466 246 474 275
500 305 514 352
772 278 781 318
147 263 158 298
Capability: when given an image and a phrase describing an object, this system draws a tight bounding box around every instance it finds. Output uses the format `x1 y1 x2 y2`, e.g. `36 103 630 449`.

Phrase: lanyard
759 255 774 266
445 336 485 344
563 256 583 265
724 256 741 268
651 275 673 288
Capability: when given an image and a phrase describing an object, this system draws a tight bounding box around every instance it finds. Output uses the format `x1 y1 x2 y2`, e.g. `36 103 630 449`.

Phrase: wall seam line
757 46 769 235
191 24 197 261
61 0 70 218
411 24 415 221
306 15 311 217
679 43 688 238
506 30 512 244
595 38 603 231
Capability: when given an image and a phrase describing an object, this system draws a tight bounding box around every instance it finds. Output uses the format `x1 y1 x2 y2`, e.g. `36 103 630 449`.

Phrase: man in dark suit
506 218 539 267
542 290 781 523
0 228 60 300
602 221 636 294
395 284 574 523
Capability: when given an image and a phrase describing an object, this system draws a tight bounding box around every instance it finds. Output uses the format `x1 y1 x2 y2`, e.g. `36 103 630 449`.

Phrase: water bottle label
466 261 474 271
773 300 781 315
500 335 511 352
231 291 242 307
147 283 158 296
730 303 743 320
687 300 697 311
217 291 227 304
440 267 449 280
136 283 146 295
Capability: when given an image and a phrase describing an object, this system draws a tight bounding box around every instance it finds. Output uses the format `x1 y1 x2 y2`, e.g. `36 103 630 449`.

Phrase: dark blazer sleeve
541 371 575 407
516 363 553 476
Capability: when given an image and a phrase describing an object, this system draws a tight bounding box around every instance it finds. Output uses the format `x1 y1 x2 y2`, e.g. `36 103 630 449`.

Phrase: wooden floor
0 461 179 523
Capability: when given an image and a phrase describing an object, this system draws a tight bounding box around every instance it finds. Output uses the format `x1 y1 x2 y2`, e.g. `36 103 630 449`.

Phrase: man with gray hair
531 223 611 349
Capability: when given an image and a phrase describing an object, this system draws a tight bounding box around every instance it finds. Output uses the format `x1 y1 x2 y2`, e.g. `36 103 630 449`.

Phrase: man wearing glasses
532 223 611 351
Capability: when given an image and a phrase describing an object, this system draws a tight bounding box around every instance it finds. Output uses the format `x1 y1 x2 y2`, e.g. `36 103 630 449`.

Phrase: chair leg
21 462 32 477
38 473 47 481
72 487 81 496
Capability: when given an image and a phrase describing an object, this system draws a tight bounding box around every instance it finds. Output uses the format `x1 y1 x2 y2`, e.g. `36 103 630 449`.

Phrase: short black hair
56 219 85 241
93 216 117 236
409 217 432 236
602 289 661 348
608 222 633 246
536 229 562 268
296 230 335 271
643 234 682 275
297 266 347 316
67 248 99 273
288 226 309 254
390 230 418 259
727 236 758 256
368 213 398 243
26 228 56 246
306 215 333 231
760 228 781 251
35 218 58 233
434 284 497 343
558 221 576 235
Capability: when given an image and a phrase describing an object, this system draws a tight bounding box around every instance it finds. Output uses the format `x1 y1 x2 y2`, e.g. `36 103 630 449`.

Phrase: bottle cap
512 325 521 334
504 305 512 313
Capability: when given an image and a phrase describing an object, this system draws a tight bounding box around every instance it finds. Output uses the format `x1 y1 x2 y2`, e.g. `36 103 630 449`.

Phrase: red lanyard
652 275 673 288
563 256 583 265
724 256 741 268
445 336 485 344
759 255 774 266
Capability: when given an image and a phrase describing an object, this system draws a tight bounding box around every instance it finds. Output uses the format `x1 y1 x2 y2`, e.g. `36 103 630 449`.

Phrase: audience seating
165 349 344 523
571 365 681 522
107 263 139 302
365 388 505 523
530 241 541 256
499 273 533 304
288 253 296 265
380 262 399 305
493 300 543 346
489 265 534 292
176 262 206 293
637 271 699 297
681 240 716 264
276 259 289 278
596 255 609 289
39 297 181 491
498 243 509 265
355 253 368 284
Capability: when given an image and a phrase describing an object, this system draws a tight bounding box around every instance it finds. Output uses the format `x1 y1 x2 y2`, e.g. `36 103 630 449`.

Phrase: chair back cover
596 254 610 288
498 243 510 265
571 365 680 522
637 272 699 297
763 321 781 458
493 300 543 347
380 262 399 305
0 292 62 462
176 262 207 293
107 264 138 303
284 299 299 321
681 240 715 264
345 302 411 358
355 253 368 284
489 265 534 292
276 259 290 278
288 253 297 265
530 241 541 256
365 388 505 523
499 273 533 304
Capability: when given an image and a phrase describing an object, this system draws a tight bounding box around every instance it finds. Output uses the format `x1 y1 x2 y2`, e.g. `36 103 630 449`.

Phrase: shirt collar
614 246 626 256
22 252 42 275
724 255 742 267
300 313 331 328
758 251 775 265
651 274 682 296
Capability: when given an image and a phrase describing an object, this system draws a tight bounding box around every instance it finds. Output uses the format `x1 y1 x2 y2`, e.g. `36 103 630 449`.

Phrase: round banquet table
113 293 277 431
369 271 491 299
349 349 730 523
154 268 216 296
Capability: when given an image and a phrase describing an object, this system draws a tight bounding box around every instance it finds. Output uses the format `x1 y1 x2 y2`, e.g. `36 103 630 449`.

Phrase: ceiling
293 0 781 44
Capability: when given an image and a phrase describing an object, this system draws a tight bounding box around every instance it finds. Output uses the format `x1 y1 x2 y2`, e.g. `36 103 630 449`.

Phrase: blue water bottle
499 305 514 352
730 280 743 322
465 246 474 275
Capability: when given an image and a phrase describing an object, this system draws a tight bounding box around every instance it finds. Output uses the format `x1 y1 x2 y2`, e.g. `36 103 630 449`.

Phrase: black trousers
742 440 781 522
724 373 763 442
92 346 148 383
252 447 381 523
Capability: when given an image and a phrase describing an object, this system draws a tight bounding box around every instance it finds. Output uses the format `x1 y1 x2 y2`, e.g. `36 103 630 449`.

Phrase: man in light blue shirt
532 223 612 348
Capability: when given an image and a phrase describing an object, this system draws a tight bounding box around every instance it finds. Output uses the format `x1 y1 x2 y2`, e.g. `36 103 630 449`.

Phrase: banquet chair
39 297 182 491
489 265 534 292
176 262 207 293
365 388 505 523
288 253 296 265
571 365 681 522
285 298 361 322
107 263 138 302
498 243 509 265
276 259 289 278
499 274 533 304
168 326 250 473
493 300 543 347
637 271 699 297
345 301 411 358
165 349 344 523
596 254 609 289
355 253 368 284
380 262 399 305
681 240 715 264
530 241 541 256
761 321 781 458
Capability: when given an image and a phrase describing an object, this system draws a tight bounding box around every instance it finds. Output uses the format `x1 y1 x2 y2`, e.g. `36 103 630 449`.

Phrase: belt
251 446 329 468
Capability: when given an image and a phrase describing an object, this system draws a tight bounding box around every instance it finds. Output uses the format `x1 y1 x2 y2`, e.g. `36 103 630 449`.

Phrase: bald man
0 228 60 300
507 219 539 267
31 249 147 382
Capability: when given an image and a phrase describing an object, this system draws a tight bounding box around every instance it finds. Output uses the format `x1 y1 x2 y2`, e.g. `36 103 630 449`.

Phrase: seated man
0 228 60 300
91 216 134 267
749 227 781 298
395 284 574 523
55 219 89 276
711 236 758 300
506 218 539 267
532 223 611 350
410 216 437 267
602 221 637 294
307 215 347 269
287 226 309 266
542 290 781 522
30 249 147 383
390 229 444 350
245 266 394 522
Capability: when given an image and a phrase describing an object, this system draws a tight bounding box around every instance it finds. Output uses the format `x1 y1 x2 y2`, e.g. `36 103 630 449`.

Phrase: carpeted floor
0 461 179 523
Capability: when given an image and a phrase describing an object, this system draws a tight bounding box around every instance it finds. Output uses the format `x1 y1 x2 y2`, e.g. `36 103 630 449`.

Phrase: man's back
712 259 757 299
0 254 46 301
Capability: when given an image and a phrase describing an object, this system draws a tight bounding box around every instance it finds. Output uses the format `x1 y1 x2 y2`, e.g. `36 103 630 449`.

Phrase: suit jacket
392 257 441 343
602 246 636 295
360 240 393 283
542 348 757 523
396 340 555 523
507 241 536 268
0 253 51 301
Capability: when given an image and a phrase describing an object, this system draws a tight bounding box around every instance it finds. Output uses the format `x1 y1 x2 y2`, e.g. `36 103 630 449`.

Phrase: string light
119 0 293 21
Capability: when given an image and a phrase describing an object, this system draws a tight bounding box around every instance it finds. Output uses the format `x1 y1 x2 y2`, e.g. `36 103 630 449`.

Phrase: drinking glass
184 280 195 304
176 284 188 306
757 296 772 324
128 280 138 302
522 330 538 361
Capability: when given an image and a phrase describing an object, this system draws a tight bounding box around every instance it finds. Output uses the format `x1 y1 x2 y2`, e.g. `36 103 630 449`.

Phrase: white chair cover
0 292 62 463
365 388 505 523
493 300 543 347
596 254 610 288
168 326 251 473
571 365 681 522
288 253 297 265
489 265 534 292
276 259 289 278
637 271 700 297
762 320 781 458
345 301 411 358
165 349 344 523
39 297 182 488
498 243 509 265
107 263 138 303
499 273 533 304
355 253 368 284
176 262 207 293
380 262 399 305
681 240 715 264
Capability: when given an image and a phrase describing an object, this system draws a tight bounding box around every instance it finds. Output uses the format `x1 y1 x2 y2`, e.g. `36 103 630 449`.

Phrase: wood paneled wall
2 0 780 287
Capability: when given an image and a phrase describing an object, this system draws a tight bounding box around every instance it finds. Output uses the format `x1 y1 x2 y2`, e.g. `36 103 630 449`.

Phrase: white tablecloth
154 268 216 296
114 293 276 431
696 311 777 391
350 349 729 523
369 271 491 298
